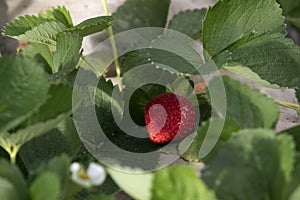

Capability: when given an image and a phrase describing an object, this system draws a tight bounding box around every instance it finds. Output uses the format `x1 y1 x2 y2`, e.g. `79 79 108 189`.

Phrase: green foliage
178 122 210 162
85 195 115 200
29 172 61 200
3 15 50 37
93 77 160 163
12 21 67 46
35 155 70 184
216 34 300 88
221 63 280 88
53 32 82 73
0 84 72 162
1 0 300 199
2 6 72 38
203 0 285 57
284 156 300 200
179 76 279 161
167 77 195 99
152 165 217 200
277 0 300 30
277 0 300 15
19 131 72 172
280 125 300 151
108 167 153 200
168 8 207 39
19 43 54 73
3 7 111 48
65 16 112 37
296 89 300 104
120 34 202 76
58 117 81 156
210 76 279 139
150 34 203 74
202 129 295 200
38 6 73 28
0 159 28 200
0 177 19 200
0 56 48 133
25 84 72 124
112 0 171 33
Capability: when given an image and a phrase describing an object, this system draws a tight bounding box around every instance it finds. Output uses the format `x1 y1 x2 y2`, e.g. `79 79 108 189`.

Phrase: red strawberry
144 93 196 144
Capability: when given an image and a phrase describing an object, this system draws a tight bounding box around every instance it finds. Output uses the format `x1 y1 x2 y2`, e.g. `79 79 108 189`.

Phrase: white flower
70 162 106 187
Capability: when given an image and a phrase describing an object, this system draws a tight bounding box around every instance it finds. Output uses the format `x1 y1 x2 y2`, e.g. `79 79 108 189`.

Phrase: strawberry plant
1 0 300 199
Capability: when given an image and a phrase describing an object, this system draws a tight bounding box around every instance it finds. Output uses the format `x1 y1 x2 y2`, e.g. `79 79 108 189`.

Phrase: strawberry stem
275 100 300 116
101 0 123 91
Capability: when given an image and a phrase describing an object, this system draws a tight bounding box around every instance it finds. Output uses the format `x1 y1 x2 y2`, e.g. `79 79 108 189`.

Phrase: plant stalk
101 0 123 91
276 100 300 116
9 147 19 164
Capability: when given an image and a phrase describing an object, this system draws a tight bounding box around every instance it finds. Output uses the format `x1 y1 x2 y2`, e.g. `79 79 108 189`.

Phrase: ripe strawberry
144 93 196 144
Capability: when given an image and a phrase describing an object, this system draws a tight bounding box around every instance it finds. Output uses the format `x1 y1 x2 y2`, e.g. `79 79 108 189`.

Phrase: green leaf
26 84 72 124
65 16 112 37
289 186 300 200
178 122 210 162
120 49 151 75
108 167 153 200
128 84 166 126
152 165 217 200
85 195 115 200
14 21 66 46
180 76 280 161
0 56 48 133
296 89 300 105
210 76 279 139
0 177 18 200
283 155 300 200
112 0 171 33
53 32 82 73
168 8 207 39
36 155 70 186
3 6 71 38
58 117 81 156
19 43 54 73
167 77 194 98
280 125 300 151
277 0 300 15
0 84 72 150
74 76 159 170
202 129 295 200
150 34 203 75
221 63 280 88
94 78 157 155
19 129 71 171
203 0 285 57
29 172 60 200
2 15 49 37
0 159 28 200
215 34 300 88
38 6 73 28
128 88 151 126
120 35 203 76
